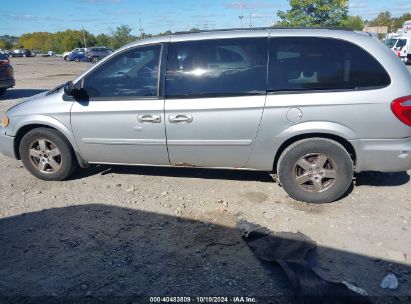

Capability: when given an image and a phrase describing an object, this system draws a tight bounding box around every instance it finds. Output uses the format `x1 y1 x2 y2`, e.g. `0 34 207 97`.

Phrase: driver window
83 44 161 98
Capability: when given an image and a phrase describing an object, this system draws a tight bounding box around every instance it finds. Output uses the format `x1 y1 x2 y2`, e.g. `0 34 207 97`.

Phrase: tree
276 0 348 27
342 15 364 30
111 25 135 49
95 33 112 47
0 39 12 50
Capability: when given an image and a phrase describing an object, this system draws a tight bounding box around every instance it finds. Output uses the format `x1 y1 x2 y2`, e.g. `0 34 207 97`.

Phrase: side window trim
159 42 169 98
81 43 164 101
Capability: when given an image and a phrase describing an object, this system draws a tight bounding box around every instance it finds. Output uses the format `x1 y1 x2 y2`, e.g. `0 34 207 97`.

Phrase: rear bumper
0 78 15 89
351 138 411 173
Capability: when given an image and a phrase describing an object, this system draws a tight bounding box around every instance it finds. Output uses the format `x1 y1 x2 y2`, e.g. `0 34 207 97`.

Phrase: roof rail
171 26 353 35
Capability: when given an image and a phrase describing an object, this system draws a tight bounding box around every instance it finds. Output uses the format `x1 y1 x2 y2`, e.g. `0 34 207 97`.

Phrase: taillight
0 59 9 65
391 96 411 126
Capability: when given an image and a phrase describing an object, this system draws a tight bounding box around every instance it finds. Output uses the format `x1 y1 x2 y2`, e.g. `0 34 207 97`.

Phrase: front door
71 44 169 165
164 37 268 168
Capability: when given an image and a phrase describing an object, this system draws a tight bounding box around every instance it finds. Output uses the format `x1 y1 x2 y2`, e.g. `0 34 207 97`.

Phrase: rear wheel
64 56 69 61
92 56 99 63
19 128 78 181
277 138 353 204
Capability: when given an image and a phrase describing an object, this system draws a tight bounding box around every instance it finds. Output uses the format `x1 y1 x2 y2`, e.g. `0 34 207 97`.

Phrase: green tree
95 33 112 47
0 39 12 50
342 15 364 30
276 0 348 27
110 25 135 49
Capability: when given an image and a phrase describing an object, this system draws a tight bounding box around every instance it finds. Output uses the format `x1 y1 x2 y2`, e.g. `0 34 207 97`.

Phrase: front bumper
0 130 15 159
0 78 15 90
350 137 411 173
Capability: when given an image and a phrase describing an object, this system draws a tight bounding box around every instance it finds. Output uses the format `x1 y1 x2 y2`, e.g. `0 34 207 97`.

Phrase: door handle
169 114 193 123
137 114 161 123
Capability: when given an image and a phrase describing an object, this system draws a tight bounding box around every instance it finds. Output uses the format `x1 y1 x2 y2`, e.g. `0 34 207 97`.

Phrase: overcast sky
1 0 410 36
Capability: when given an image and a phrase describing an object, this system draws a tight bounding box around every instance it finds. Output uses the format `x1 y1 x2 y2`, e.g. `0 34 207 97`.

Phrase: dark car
85 47 113 63
0 53 15 96
68 50 86 62
10 49 35 58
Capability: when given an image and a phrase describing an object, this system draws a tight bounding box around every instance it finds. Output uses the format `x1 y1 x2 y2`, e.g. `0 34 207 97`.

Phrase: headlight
1 115 9 128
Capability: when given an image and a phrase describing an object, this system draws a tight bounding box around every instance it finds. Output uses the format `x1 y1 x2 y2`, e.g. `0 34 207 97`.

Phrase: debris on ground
380 273 399 290
241 224 371 303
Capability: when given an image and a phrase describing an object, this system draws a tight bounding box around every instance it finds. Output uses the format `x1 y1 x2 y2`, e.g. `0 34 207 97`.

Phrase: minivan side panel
247 32 411 172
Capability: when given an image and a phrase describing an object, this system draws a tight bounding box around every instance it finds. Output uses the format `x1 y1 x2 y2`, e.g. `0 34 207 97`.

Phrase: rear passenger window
166 38 268 97
268 37 390 92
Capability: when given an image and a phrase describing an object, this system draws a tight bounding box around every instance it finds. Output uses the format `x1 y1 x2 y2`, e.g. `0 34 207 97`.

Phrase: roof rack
172 27 353 35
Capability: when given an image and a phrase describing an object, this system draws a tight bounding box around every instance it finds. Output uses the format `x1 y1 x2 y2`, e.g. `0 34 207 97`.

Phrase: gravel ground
0 57 410 302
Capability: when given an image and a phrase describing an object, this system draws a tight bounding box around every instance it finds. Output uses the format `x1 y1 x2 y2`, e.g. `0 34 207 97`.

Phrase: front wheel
19 128 78 181
92 56 99 63
277 138 353 204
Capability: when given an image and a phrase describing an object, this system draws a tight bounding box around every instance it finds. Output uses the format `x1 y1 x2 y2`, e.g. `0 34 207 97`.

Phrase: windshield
396 39 407 49
386 38 398 48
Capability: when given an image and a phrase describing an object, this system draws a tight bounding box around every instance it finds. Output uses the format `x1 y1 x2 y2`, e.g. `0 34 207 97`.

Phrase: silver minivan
1 28 411 203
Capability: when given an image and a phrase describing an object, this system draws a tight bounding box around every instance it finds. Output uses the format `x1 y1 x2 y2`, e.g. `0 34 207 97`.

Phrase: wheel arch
273 133 356 173
13 123 87 167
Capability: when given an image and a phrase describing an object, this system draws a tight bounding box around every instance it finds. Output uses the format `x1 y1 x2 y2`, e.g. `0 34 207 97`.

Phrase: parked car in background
0 53 15 96
63 48 85 61
1 29 411 204
68 50 86 62
10 49 35 57
85 47 113 63
0 50 13 57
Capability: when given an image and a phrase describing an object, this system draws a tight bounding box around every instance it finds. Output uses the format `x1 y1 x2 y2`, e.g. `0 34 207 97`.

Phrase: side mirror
64 81 75 96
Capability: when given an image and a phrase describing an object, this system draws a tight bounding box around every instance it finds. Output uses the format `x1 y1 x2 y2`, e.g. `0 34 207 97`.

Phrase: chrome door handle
137 114 161 123
169 114 193 123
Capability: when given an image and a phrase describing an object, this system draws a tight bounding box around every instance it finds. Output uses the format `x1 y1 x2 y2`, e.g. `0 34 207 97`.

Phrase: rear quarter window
268 37 391 92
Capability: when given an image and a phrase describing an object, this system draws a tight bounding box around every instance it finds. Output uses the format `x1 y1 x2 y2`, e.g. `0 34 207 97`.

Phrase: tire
19 128 78 181
64 56 69 61
75 58 80 62
0 88 6 96
277 138 353 204
92 56 99 63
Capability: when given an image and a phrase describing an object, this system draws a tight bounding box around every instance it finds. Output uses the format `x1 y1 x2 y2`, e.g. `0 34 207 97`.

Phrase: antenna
239 0 244 28
138 19 144 39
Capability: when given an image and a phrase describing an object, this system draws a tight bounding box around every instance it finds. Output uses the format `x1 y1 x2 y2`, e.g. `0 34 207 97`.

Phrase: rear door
164 36 268 168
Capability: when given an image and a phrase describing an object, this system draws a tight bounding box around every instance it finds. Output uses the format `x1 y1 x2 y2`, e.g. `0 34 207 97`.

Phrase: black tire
19 128 78 181
277 138 353 204
75 58 80 62
64 56 69 61
0 88 6 96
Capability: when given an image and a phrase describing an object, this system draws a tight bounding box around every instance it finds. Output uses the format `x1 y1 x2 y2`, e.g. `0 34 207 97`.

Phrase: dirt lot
0 57 411 302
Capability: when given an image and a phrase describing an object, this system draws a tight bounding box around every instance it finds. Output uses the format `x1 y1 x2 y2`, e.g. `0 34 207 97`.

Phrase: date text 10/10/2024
149 297 258 303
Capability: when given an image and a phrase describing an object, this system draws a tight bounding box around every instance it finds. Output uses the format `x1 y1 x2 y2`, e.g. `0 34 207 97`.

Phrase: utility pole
239 0 244 28
82 26 87 49
139 19 144 39
249 11 252 28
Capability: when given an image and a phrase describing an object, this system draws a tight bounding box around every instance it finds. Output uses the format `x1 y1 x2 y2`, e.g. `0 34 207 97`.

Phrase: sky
1 0 411 37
